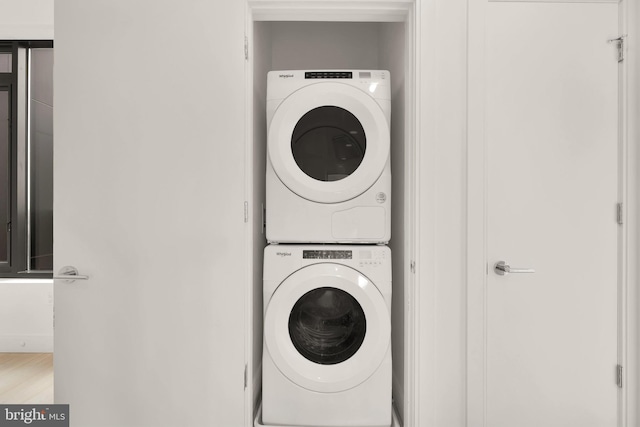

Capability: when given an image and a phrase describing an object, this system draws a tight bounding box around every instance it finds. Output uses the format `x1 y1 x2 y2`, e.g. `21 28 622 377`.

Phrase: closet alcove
245 3 418 426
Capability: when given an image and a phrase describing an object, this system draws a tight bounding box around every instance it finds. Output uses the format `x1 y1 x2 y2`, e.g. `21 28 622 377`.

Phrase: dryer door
268 83 390 204
264 263 390 393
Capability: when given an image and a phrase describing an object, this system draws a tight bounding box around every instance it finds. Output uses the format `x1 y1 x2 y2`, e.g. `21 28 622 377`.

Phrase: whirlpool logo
276 252 292 257
279 74 294 79
2 405 69 426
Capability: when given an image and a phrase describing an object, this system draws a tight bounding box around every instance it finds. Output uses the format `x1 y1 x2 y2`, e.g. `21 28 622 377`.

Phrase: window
0 41 53 277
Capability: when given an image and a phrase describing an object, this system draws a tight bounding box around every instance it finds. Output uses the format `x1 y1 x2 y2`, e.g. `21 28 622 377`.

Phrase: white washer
263 245 392 427
266 70 391 244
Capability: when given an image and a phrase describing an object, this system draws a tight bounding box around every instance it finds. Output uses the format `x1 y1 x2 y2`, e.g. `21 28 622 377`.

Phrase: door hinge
616 203 623 225
617 364 623 388
262 204 266 234
244 36 249 61
608 35 626 63
244 364 248 389
244 201 249 223
410 261 416 274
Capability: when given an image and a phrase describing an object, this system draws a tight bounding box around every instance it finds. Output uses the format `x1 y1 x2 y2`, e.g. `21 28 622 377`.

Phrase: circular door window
267 82 390 203
264 263 391 392
289 287 366 365
291 106 366 182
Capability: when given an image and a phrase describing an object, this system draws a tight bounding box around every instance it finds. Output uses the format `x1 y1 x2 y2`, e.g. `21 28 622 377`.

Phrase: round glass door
289 287 366 365
291 106 366 182
264 263 391 393
267 82 390 203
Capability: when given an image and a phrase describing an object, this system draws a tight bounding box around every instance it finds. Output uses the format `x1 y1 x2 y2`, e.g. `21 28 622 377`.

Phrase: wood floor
0 353 53 404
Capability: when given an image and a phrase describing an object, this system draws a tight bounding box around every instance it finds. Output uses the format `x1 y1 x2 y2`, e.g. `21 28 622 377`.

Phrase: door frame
466 0 637 426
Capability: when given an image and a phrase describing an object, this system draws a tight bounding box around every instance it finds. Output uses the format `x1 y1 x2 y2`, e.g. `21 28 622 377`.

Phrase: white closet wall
0 0 53 39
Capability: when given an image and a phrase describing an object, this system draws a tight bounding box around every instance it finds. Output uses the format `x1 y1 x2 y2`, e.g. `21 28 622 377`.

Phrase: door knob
494 261 535 276
53 266 89 282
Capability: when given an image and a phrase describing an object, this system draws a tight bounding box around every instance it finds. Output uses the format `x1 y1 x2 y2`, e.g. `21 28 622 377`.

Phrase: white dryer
262 245 392 427
266 70 391 244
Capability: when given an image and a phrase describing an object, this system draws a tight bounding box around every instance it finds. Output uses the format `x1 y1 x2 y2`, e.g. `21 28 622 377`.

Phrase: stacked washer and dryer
263 70 393 427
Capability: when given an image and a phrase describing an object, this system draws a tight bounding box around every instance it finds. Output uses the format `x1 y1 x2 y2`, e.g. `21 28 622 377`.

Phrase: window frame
0 40 53 278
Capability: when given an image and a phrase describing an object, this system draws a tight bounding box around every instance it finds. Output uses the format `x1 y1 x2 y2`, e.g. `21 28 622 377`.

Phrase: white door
53 2 247 426
470 2 621 426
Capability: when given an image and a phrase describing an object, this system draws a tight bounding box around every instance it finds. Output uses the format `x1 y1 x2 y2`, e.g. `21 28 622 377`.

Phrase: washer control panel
265 245 391 284
300 248 387 265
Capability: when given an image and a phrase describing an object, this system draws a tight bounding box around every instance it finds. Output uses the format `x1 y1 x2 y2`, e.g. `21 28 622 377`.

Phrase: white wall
269 21 380 69
431 0 468 422
417 0 469 425
0 0 53 39
0 281 53 352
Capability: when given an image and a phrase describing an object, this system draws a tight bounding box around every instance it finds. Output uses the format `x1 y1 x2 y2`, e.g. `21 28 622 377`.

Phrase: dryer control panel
303 249 352 259
267 69 391 102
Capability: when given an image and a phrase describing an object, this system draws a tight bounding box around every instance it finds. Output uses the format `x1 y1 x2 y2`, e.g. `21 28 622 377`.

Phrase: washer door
264 263 390 393
268 83 390 204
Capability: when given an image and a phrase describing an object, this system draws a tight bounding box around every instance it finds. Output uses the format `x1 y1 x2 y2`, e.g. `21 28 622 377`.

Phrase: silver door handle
494 261 535 276
53 266 89 282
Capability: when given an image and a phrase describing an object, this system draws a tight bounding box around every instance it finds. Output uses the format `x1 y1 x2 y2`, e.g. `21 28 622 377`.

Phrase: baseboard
0 334 53 352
